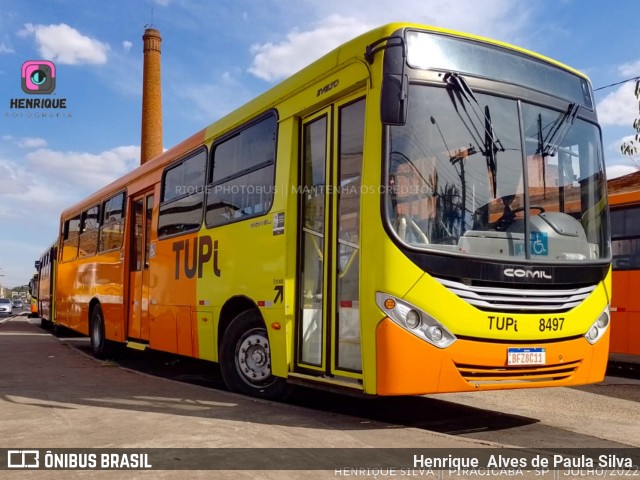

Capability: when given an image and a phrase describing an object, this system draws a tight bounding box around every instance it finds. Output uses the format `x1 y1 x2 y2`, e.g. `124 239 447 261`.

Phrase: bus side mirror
34 260 40 269
381 73 408 125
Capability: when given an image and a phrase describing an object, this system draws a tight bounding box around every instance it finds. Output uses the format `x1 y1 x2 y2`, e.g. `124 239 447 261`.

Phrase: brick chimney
140 28 163 164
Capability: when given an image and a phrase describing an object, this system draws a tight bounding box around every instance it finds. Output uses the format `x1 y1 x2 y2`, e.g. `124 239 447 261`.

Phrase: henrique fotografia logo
7 60 70 119
21 60 56 94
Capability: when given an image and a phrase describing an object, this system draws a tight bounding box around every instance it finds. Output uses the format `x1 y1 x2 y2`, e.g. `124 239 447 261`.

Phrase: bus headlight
406 310 421 329
376 292 456 348
585 307 609 345
428 326 443 343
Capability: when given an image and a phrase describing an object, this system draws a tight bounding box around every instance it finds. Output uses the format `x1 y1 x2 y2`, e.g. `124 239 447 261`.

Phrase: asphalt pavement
0 315 505 479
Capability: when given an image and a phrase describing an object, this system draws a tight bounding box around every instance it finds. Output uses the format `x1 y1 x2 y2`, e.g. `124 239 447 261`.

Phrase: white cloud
24 145 140 191
604 135 640 179
615 134 640 154
0 145 140 228
609 135 636 153
19 137 48 149
0 161 25 195
2 135 48 149
18 23 109 65
0 240 46 284
0 42 14 54
248 15 372 81
152 0 171 5
596 81 639 126
175 69 254 121
607 163 639 179
247 1 534 83
122 40 133 51
619 60 640 77
298 0 532 43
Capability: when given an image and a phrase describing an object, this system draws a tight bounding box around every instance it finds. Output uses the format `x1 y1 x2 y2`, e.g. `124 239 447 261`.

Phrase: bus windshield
386 83 609 263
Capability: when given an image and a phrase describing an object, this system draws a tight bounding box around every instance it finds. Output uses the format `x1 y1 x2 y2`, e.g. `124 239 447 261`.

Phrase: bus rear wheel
219 310 291 400
90 305 112 359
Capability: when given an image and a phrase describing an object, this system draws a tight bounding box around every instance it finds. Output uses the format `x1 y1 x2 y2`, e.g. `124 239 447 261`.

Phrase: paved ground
1 315 638 479
0 316 505 479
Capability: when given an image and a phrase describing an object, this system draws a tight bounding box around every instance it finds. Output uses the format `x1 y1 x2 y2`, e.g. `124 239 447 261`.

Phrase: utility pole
0 267 5 298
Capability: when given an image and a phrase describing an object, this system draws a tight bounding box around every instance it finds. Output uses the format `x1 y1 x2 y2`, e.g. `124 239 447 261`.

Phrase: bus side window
157 148 207 238
99 192 126 251
79 205 100 257
205 113 277 228
62 215 81 262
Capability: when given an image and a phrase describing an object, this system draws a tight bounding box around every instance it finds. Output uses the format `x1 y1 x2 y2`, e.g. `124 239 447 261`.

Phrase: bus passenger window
205 113 277 228
99 192 126 251
62 215 81 262
79 205 100 257
158 148 206 238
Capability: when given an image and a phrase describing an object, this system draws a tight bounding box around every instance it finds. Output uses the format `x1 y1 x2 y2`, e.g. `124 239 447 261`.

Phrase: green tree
620 80 640 157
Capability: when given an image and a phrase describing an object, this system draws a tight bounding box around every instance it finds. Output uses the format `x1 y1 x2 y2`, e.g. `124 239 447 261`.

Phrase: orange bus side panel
610 311 629 354
149 305 177 353
611 270 640 355
628 271 640 312
176 306 193 357
629 312 640 355
610 270 629 354
103 302 124 341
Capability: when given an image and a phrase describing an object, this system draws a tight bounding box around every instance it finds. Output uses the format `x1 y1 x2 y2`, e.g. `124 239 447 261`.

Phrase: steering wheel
494 206 545 231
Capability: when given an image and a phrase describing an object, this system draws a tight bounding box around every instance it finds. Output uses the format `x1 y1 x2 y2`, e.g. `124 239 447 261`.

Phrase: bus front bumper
375 318 609 395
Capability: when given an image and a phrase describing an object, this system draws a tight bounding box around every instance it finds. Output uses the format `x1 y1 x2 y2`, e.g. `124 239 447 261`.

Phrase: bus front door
128 192 154 341
296 97 366 379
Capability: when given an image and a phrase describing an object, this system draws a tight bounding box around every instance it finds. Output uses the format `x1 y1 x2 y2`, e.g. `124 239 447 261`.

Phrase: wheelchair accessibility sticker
530 232 548 256
515 232 548 256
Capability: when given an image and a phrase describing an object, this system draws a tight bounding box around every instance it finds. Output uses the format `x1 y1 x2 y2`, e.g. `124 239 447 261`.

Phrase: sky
0 0 639 288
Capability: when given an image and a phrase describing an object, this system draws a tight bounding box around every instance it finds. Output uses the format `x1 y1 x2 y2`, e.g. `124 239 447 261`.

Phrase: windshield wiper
537 102 580 157
484 105 500 198
443 72 505 197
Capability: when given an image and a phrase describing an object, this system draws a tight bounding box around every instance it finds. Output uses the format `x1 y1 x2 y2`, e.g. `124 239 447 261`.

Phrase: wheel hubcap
237 331 271 383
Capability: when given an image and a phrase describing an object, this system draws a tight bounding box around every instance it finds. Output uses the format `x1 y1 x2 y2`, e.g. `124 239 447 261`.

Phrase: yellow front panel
404 274 609 341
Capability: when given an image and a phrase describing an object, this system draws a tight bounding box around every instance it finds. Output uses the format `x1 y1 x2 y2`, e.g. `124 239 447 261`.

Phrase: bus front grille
435 277 596 313
455 360 581 385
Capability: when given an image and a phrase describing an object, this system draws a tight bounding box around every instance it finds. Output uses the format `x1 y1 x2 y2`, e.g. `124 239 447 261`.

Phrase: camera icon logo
21 60 56 94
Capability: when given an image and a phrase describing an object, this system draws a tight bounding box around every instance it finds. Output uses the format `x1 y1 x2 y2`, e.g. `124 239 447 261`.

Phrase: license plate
507 347 546 366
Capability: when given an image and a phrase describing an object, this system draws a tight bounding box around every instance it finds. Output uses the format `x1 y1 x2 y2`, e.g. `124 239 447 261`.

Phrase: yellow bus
49 23 611 399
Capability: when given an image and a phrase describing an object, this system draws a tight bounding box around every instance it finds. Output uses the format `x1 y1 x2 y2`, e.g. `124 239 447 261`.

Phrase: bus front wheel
90 305 111 359
220 310 291 400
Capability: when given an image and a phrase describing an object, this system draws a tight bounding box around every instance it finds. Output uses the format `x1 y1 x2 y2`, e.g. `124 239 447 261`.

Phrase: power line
594 75 640 92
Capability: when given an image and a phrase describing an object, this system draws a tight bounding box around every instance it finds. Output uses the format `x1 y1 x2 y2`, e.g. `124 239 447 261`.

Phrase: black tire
89 304 112 359
219 310 292 400
40 318 51 330
50 322 61 337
